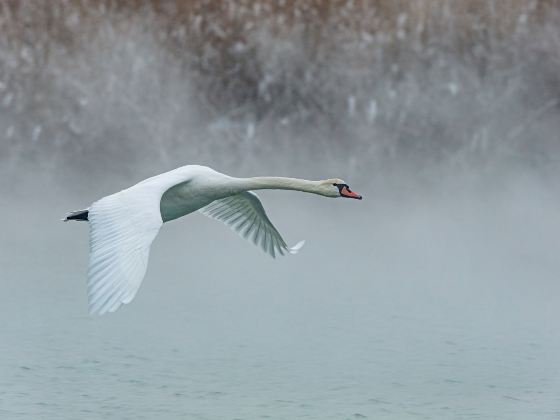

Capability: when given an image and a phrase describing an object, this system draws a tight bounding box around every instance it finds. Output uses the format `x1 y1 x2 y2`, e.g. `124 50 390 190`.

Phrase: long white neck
231 176 325 196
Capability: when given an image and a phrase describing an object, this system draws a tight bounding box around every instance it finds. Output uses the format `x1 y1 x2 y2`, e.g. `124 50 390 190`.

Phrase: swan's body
64 165 361 315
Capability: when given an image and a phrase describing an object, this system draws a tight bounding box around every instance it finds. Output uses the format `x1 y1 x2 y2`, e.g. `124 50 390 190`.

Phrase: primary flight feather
64 165 362 315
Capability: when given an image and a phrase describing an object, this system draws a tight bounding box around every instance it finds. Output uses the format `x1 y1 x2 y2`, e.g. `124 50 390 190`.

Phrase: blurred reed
0 0 558 187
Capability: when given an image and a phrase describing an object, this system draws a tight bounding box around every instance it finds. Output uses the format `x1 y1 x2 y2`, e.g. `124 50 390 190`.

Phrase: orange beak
341 186 362 200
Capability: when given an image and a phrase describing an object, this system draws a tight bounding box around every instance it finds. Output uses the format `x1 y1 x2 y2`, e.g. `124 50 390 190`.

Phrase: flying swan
64 165 362 315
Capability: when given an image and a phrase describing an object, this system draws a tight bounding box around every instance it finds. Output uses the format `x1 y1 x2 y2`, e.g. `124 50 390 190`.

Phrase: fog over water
1 1 560 419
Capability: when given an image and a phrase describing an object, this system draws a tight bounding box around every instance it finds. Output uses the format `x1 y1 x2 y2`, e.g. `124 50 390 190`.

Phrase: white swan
64 165 362 315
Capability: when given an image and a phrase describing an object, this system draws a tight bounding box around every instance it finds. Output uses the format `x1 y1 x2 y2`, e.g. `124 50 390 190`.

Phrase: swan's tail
62 209 89 222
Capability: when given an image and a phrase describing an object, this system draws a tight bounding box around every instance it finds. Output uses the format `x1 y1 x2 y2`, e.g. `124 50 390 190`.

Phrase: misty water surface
2 178 559 419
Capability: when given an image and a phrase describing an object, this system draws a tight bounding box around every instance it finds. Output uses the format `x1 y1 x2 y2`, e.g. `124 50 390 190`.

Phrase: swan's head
320 179 362 199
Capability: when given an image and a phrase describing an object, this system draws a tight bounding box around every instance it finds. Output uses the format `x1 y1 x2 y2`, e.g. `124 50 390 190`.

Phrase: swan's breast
159 173 235 223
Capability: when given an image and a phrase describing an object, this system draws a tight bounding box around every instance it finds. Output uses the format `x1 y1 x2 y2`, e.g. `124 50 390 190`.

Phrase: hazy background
1 1 560 419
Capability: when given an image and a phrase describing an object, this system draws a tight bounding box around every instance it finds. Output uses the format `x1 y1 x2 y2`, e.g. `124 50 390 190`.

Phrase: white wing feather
87 187 162 315
199 191 304 258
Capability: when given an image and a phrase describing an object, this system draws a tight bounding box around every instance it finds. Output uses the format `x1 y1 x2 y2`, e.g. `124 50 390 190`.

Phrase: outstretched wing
199 191 304 258
87 187 163 315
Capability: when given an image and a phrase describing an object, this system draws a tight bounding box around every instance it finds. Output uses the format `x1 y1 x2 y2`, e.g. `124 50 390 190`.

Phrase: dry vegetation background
0 0 559 189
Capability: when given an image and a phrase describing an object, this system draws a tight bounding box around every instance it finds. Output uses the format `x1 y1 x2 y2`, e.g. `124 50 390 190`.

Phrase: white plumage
200 192 305 258
64 165 361 314
87 189 162 315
